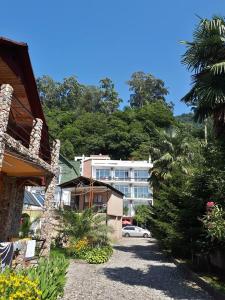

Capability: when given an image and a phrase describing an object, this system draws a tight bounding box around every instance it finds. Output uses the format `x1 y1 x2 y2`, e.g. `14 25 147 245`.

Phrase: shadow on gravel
113 241 168 262
106 240 210 299
103 265 209 299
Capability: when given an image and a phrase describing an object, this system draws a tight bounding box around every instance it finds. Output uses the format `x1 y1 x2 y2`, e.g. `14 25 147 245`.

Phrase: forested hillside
37 72 203 160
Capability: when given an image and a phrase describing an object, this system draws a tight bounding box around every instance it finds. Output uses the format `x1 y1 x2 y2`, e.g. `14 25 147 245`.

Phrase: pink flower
207 201 215 208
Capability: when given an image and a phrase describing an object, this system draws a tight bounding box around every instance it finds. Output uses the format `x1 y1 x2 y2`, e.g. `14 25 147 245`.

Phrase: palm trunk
204 118 208 144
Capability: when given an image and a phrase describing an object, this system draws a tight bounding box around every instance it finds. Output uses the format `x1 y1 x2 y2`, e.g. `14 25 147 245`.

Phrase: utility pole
88 178 94 208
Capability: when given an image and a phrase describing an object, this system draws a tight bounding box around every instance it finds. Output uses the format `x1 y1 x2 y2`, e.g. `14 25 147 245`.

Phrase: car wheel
143 233 149 238
124 233 130 237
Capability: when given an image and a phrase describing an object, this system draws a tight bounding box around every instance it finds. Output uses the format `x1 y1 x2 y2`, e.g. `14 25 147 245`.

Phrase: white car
122 226 151 238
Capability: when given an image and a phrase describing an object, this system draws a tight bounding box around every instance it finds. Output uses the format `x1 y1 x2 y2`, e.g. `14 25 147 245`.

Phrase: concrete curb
173 258 225 300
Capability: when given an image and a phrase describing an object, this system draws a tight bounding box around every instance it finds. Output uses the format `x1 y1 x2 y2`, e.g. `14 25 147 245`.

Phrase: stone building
0 37 60 256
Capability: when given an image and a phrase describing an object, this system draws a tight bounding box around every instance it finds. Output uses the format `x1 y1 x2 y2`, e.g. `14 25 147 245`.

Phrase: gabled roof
0 37 51 162
59 176 124 197
0 37 46 122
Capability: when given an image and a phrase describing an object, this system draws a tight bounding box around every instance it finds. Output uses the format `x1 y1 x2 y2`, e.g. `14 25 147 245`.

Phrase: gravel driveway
62 238 211 300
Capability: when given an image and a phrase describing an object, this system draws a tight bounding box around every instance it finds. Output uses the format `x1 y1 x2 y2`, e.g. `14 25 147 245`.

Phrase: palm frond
210 61 225 74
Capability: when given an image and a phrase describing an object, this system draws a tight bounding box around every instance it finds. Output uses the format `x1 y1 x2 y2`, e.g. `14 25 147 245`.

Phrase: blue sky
1 1 225 115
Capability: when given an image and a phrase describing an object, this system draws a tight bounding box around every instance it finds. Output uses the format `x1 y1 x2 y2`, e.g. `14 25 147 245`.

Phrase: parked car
122 226 151 238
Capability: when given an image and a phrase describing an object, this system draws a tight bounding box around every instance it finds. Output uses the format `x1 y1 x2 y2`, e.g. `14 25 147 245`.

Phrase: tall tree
99 78 122 114
181 16 225 136
127 71 168 108
59 76 83 110
37 75 83 110
80 86 102 113
37 75 60 108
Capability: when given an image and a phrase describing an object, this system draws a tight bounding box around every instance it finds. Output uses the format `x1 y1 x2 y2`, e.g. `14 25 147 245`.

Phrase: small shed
59 176 124 240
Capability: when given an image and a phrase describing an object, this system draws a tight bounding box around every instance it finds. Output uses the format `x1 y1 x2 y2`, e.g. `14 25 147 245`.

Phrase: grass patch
50 247 69 260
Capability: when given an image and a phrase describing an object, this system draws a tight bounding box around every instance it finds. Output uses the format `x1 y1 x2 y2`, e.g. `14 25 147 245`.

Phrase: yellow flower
0 272 41 299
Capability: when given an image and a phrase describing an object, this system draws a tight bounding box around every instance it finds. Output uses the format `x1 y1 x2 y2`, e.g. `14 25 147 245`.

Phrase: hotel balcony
97 176 149 183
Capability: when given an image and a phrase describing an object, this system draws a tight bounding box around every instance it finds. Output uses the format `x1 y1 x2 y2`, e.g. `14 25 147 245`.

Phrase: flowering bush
67 238 90 259
206 201 215 209
74 237 89 252
202 204 225 242
66 238 113 264
0 272 41 300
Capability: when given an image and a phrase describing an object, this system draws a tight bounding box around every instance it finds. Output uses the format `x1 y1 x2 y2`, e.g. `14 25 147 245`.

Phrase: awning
122 220 132 225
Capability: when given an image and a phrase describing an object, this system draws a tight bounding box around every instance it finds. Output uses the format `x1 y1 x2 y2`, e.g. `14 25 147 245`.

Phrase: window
124 226 135 230
134 170 149 182
96 169 110 180
115 170 129 180
115 185 131 197
133 186 151 198
93 195 105 212
94 195 103 204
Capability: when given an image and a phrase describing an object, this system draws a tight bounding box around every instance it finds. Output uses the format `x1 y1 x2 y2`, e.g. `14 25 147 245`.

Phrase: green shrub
101 245 113 257
65 238 113 263
24 255 69 300
84 246 113 264
20 213 31 238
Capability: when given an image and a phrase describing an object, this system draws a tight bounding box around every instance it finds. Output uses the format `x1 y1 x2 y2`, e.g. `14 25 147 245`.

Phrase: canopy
122 220 132 225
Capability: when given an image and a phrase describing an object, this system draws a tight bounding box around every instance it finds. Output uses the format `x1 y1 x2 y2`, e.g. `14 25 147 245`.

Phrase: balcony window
134 170 149 182
115 185 131 197
134 186 151 198
93 195 106 213
96 169 111 180
115 170 129 181
94 194 103 204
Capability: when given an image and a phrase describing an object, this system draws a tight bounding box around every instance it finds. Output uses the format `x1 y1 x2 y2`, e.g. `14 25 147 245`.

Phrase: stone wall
0 84 13 167
41 140 60 256
29 118 43 157
10 182 26 237
0 174 25 241
107 215 122 240
0 83 61 252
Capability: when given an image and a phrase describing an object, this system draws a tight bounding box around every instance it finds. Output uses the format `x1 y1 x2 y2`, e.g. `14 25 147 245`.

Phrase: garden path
62 238 211 300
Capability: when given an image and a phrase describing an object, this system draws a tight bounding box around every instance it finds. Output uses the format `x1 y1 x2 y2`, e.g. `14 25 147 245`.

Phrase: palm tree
150 131 199 187
181 16 225 136
60 208 111 247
